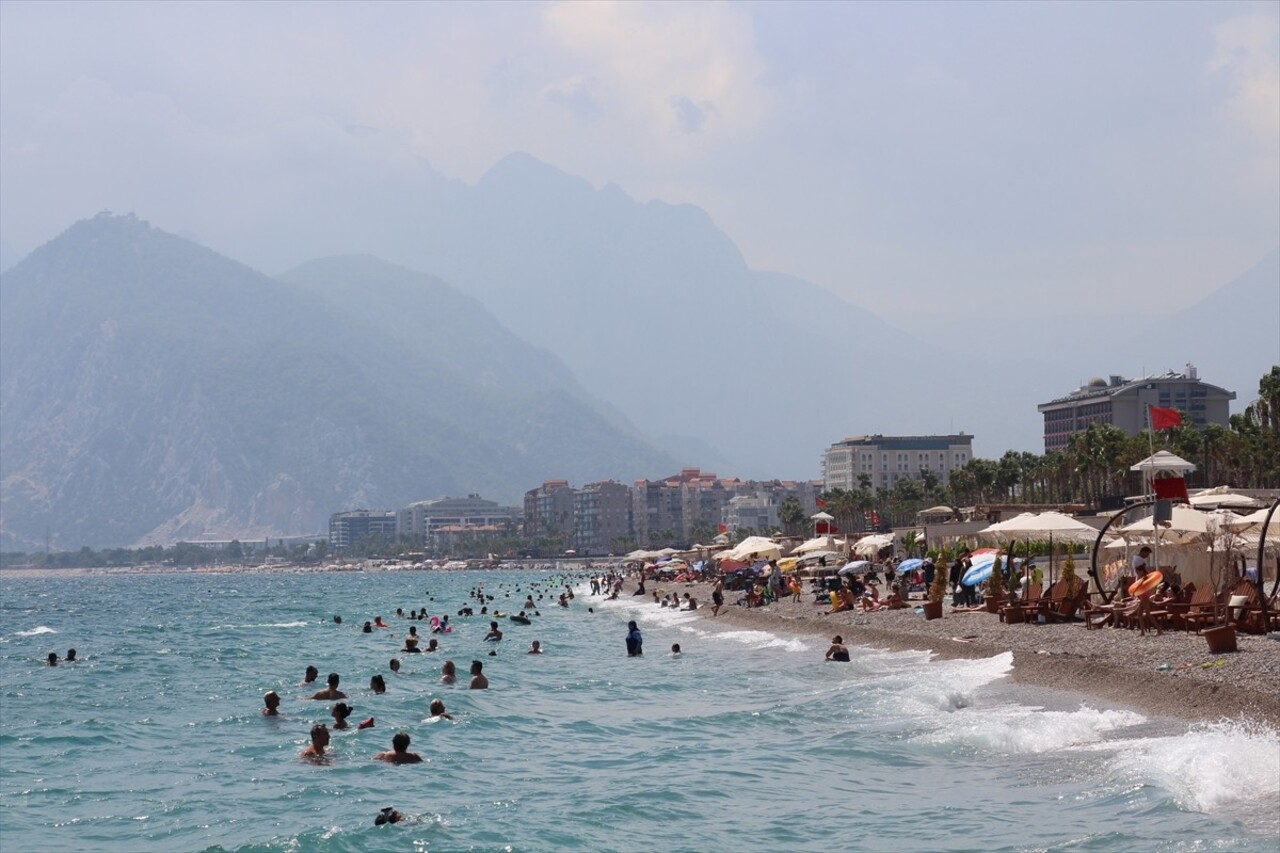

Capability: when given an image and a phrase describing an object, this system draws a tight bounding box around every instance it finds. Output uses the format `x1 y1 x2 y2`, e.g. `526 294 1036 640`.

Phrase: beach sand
679 581 1280 729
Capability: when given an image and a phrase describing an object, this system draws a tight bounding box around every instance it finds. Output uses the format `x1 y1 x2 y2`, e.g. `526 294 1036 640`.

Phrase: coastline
677 581 1280 730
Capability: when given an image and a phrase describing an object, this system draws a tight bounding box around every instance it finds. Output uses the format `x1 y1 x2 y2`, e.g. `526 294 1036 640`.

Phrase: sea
1 568 1277 853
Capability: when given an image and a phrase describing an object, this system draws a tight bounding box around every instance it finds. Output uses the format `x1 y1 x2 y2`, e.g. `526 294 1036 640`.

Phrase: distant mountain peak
477 151 596 196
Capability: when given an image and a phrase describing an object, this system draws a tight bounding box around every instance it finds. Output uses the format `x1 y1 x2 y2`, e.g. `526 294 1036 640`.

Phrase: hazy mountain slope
0 215 673 549
383 153 989 472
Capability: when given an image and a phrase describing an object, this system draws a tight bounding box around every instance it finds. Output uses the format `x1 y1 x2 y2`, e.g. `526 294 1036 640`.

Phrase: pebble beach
679 580 1280 728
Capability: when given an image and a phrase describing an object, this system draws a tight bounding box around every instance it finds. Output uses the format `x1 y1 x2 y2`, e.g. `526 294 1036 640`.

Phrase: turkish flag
1149 405 1181 430
717 524 727 535
815 497 827 508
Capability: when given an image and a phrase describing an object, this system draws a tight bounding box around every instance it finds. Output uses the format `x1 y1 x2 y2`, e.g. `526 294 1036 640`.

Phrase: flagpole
1147 405 1158 579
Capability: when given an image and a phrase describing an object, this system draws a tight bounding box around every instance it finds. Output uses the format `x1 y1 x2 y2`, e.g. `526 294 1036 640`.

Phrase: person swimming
301 724 330 761
389 658 401 674
428 698 453 721
374 806 404 825
302 665 319 685
424 638 439 652
362 621 373 634
310 672 346 700
65 648 78 662
262 690 281 716
483 622 503 642
331 702 353 730
469 660 488 689
825 636 850 662
374 731 423 764
46 652 58 666
671 644 682 656
370 674 386 694
528 640 543 654
441 660 456 684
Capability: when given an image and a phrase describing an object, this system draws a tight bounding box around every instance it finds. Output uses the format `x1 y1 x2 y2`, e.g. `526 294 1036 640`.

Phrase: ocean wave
1108 719 1280 815
14 626 57 637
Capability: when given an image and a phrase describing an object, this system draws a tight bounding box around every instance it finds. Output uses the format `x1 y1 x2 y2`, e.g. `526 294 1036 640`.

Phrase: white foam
14 626 57 637
1108 719 1280 815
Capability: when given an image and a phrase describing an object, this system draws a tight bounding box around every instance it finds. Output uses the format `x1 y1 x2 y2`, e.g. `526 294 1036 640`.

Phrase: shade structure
961 553 1002 587
838 560 870 575
795 535 845 555
896 558 925 573
810 511 835 521
978 511 1098 544
724 536 782 562
853 534 893 557
797 550 843 565
1188 488 1263 510
1130 450 1197 474
1116 505 1228 546
1223 507 1280 541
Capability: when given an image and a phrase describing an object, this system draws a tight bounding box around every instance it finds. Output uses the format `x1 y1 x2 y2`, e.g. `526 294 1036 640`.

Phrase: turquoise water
1 569 1277 852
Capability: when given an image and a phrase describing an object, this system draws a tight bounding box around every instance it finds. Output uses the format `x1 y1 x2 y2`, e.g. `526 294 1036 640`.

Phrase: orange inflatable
1128 570 1163 597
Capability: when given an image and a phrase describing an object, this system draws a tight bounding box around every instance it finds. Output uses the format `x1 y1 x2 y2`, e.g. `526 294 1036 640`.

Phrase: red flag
815 497 828 508
1149 405 1181 430
717 524 727 535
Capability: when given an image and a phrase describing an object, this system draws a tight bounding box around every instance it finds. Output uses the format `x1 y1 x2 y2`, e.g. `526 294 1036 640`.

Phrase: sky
1 0 1277 326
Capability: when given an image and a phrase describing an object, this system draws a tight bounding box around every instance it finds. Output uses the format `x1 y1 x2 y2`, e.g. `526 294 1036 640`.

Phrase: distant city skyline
2 1 1276 326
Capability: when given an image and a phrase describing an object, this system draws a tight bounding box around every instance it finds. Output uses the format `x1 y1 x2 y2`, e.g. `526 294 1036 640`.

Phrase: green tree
779 496 807 536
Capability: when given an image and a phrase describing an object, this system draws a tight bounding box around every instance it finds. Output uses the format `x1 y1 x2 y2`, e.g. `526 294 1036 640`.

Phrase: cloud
669 95 716 133
1208 13 1280 186
540 1 768 142
542 75 603 116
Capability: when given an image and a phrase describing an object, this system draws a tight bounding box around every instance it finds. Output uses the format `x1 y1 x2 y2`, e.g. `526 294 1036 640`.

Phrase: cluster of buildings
328 367 1236 555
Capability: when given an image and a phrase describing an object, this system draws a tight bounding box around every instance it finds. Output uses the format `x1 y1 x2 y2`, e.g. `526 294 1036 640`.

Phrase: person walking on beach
374 732 423 764
711 578 725 616
625 620 643 657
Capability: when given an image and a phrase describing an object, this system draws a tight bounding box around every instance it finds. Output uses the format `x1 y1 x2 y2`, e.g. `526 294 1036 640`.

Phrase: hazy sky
1 1 1277 324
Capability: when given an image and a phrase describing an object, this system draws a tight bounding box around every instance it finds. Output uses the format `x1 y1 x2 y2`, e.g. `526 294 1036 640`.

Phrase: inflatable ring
1128 570 1162 597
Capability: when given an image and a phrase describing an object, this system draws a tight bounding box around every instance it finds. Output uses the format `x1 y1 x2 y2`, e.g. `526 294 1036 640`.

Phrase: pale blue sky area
1 1 1276 323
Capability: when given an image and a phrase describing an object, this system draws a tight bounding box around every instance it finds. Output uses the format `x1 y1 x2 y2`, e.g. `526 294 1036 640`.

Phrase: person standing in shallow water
625 621 643 657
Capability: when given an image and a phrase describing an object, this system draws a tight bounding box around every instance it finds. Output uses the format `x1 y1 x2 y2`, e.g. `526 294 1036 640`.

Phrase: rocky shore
679 581 1280 729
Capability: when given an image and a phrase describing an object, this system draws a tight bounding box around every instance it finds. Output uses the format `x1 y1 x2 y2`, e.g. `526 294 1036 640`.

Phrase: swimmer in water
374 616 388 628
625 621 643 657
428 698 454 721
441 660 456 684
374 806 404 825
402 636 420 653
370 674 386 694
301 724 330 761
424 639 439 653
825 636 850 662
483 622 503 642
46 652 58 666
263 690 281 716
362 621 373 634
331 702 353 730
528 640 543 655
302 666 319 686
310 672 347 700
65 648 78 662
469 660 488 690
389 658 401 674
374 731 423 764
523 596 535 609
671 644 682 656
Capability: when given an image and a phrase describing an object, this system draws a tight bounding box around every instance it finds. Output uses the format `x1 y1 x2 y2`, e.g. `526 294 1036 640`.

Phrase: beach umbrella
961 553 1003 587
795 535 842 555
838 560 871 575
896 558 925 573
797 550 842 565
1222 507 1280 541
853 534 893 557
1188 488 1263 510
976 511 1100 586
1117 504 1221 545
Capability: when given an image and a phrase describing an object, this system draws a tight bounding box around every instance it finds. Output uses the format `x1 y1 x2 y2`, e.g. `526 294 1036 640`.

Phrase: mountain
367 153 997 475
0 215 673 549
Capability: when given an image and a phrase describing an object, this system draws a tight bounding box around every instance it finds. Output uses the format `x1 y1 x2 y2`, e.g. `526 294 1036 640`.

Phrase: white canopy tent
794 535 847 555
853 533 893 557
